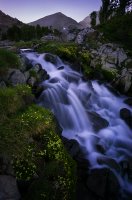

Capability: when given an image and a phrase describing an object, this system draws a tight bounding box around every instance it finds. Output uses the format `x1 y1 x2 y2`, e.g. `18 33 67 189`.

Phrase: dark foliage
5 24 61 41
97 12 132 49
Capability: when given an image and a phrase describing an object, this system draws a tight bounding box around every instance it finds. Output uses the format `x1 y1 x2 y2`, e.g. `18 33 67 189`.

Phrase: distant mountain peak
29 12 83 31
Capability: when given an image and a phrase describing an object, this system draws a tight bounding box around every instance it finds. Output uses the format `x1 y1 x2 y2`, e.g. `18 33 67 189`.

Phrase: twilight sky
0 0 101 23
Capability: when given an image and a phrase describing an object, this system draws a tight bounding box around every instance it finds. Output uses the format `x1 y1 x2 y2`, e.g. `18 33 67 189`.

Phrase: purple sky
0 0 101 23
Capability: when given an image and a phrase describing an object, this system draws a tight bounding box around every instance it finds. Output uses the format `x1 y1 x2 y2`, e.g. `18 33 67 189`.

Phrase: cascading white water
24 51 132 198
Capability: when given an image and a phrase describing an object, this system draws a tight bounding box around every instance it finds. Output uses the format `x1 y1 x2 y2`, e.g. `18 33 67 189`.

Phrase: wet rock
32 63 42 72
97 156 120 171
120 108 132 129
124 98 132 107
49 77 60 83
20 56 27 72
32 84 44 98
38 69 49 81
27 77 36 87
20 56 32 71
24 71 30 81
88 111 109 132
45 54 57 64
8 69 26 86
0 175 21 200
96 143 106 154
57 66 64 70
0 81 6 88
86 168 119 199
62 138 80 157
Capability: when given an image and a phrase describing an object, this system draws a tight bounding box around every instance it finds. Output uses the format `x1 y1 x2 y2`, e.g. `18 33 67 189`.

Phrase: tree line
100 0 132 23
98 0 132 49
1 24 61 41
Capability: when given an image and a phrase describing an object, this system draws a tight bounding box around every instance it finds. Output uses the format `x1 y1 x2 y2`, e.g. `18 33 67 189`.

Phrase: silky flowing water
24 51 132 198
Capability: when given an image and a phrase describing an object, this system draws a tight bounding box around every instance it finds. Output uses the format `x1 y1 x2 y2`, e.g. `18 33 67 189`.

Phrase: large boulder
45 53 58 64
0 175 20 200
8 69 26 86
98 43 127 69
75 27 95 44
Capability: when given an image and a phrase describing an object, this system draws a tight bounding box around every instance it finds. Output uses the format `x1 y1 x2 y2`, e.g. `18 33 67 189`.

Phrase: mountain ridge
0 10 23 31
29 12 83 30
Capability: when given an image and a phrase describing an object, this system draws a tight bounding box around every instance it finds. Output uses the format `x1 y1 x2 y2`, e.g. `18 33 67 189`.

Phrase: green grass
0 84 76 200
0 48 20 76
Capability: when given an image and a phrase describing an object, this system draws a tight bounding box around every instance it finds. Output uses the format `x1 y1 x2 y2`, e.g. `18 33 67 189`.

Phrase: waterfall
24 51 132 198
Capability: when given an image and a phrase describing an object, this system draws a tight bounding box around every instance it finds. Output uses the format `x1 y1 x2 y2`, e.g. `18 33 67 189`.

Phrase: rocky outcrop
0 175 20 200
90 43 128 69
8 69 27 86
41 34 60 42
79 11 100 28
75 27 95 44
29 12 82 31
114 68 132 94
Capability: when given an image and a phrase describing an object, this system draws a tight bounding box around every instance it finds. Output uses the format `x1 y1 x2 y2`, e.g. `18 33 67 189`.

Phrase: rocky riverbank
0 34 132 199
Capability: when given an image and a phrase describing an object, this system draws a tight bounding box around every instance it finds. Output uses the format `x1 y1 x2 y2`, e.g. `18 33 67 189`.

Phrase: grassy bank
0 85 76 200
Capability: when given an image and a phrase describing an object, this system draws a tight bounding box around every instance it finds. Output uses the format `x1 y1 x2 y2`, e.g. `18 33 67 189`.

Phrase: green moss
15 40 39 48
0 85 32 119
0 48 20 76
37 41 78 62
101 68 118 81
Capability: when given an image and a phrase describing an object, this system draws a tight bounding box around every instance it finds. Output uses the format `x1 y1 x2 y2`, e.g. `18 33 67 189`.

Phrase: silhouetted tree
90 11 97 27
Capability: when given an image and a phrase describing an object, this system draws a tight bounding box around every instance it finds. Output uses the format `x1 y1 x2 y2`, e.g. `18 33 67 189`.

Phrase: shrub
0 48 20 76
97 12 132 50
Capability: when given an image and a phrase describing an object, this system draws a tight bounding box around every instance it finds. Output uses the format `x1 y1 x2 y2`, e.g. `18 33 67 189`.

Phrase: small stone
57 66 64 70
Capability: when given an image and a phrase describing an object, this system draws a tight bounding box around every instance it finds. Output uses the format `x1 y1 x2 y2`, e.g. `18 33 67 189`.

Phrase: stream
22 50 132 199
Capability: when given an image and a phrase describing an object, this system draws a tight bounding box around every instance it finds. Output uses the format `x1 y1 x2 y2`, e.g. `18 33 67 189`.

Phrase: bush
0 48 20 76
97 12 132 50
